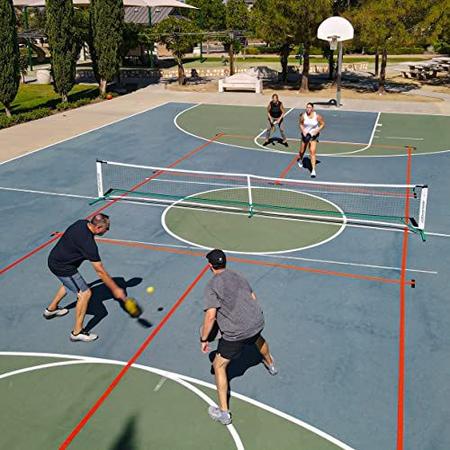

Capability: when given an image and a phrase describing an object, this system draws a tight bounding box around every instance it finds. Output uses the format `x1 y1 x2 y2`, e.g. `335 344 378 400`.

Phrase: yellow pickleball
146 286 155 295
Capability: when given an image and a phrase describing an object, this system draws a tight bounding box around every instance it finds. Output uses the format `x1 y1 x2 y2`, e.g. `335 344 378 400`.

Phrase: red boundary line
0 133 223 276
59 264 209 449
396 146 412 450
276 154 299 181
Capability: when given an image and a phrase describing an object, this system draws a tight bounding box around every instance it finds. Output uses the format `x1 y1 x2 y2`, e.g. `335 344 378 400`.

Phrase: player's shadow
208 345 263 381
263 136 289 147
301 156 321 172
109 415 137 450
66 277 144 332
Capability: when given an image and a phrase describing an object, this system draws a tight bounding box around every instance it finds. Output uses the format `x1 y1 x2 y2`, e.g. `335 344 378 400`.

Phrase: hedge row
0 96 107 130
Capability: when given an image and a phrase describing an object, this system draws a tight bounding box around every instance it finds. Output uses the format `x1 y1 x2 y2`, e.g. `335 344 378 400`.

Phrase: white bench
218 73 263 93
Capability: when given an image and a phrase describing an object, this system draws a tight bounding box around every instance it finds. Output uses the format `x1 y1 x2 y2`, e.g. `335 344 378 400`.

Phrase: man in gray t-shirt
200 249 278 426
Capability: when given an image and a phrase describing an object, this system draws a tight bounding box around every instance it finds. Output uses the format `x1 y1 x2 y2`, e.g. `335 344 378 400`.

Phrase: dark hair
306 102 314 108
272 94 279 101
90 213 110 227
206 249 227 269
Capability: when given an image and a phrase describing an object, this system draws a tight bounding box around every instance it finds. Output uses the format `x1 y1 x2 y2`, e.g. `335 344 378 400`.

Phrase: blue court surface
1 102 449 450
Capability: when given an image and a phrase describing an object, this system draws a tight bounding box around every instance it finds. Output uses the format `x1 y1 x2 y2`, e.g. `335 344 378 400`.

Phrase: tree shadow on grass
66 277 144 332
11 86 99 115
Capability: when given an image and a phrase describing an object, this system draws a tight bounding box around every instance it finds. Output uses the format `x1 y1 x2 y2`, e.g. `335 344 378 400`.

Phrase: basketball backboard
317 16 354 42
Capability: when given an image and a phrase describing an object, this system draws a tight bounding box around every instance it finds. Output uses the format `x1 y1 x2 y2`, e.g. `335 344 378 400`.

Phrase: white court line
97 237 437 275
0 186 96 200
153 376 167 392
328 112 381 156
0 360 88 380
0 355 244 450
427 231 450 238
0 352 356 450
0 101 170 167
160 186 347 256
385 137 424 141
173 104 450 158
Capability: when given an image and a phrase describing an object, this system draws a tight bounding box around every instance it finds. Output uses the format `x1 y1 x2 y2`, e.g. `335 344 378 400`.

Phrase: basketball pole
336 40 343 107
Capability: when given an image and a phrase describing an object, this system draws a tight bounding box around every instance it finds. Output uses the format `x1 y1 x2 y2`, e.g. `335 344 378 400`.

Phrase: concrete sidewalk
1 84 449 164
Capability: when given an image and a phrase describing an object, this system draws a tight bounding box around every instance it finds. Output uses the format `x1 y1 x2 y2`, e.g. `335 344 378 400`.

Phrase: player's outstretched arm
91 261 125 300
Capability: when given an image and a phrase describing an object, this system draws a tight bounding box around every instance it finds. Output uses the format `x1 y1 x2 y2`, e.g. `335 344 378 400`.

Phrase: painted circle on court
161 187 346 254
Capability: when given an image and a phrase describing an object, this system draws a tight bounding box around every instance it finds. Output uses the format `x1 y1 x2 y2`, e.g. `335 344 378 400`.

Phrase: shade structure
14 0 197 8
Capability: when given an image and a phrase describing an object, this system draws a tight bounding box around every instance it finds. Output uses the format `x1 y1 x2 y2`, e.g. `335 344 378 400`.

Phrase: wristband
200 337 208 343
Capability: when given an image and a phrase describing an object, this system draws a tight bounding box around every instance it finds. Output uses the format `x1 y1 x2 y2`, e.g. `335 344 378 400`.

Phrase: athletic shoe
263 358 278 376
282 140 289 147
311 169 316 178
208 406 232 425
262 140 270 146
297 158 303 168
43 307 69 320
70 329 98 342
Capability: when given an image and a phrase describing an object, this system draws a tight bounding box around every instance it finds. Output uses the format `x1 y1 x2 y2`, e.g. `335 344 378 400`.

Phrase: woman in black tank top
263 94 288 147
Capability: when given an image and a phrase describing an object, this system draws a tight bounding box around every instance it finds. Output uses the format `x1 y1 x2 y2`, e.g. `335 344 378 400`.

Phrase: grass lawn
1 84 99 115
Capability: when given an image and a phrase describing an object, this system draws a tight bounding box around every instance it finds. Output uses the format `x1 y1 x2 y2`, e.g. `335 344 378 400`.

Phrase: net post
247 175 254 218
96 160 105 198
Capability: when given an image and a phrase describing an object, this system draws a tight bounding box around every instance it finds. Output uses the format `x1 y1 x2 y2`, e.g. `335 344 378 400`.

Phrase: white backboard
317 16 354 42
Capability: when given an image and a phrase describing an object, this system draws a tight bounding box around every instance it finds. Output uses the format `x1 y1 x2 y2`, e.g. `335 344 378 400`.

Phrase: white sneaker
43 307 69 320
311 169 316 178
297 158 303 168
70 329 98 342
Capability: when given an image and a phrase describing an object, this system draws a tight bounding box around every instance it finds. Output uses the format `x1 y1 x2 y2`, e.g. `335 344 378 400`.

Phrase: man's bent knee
78 288 92 300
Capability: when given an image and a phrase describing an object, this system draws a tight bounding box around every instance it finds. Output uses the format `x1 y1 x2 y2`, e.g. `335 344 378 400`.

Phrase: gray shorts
57 272 90 294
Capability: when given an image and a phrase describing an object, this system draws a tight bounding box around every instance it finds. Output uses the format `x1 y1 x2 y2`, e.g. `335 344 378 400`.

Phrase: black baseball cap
206 249 227 269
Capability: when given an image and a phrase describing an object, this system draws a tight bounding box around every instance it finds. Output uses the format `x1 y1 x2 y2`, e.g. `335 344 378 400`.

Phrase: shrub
0 107 51 129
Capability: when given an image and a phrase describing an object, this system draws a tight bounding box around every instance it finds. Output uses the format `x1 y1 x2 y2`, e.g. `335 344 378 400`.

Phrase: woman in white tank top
298 103 325 178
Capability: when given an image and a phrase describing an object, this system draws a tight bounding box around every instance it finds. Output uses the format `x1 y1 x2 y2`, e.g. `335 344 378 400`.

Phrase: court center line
396 146 413 450
95 236 435 274
59 264 210 450
0 132 222 276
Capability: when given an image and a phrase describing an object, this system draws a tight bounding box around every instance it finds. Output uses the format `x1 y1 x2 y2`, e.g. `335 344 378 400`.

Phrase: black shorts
302 132 319 144
217 332 262 360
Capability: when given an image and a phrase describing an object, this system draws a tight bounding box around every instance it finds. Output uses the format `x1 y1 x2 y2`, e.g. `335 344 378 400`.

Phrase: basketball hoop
329 36 338 51
317 16 354 107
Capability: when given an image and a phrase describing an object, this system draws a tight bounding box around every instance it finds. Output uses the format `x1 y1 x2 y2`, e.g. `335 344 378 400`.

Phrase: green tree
224 0 249 75
188 0 226 31
253 0 331 90
151 17 200 85
90 0 124 95
295 0 332 91
0 0 20 117
252 0 295 82
46 0 77 103
350 0 443 93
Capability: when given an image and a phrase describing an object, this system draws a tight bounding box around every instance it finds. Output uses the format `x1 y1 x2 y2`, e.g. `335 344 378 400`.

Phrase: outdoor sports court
1 101 450 450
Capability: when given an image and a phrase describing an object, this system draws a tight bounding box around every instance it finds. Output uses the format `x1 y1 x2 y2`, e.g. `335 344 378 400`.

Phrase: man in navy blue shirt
46 214 125 342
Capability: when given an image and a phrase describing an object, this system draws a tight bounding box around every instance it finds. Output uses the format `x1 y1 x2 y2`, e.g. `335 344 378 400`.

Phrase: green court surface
162 188 344 253
0 354 350 450
176 104 450 156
